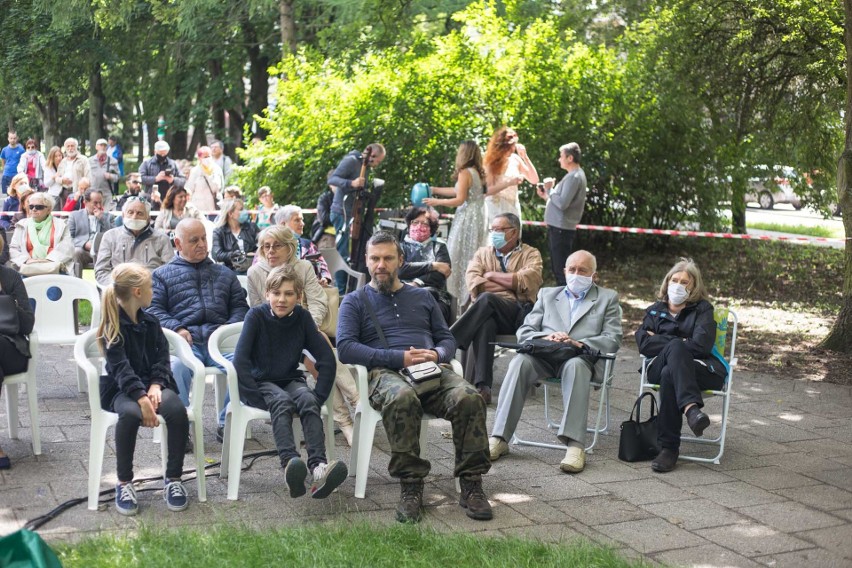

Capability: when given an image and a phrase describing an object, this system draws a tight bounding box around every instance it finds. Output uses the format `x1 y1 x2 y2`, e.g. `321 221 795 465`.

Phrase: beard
371 269 399 294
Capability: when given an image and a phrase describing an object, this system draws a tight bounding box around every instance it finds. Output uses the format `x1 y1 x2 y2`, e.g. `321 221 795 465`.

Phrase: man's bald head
174 218 208 263
565 250 597 274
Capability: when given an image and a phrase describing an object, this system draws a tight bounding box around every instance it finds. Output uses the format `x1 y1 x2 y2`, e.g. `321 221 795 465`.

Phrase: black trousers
547 226 575 287
646 340 725 451
113 388 188 482
0 338 29 386
451 293 521 389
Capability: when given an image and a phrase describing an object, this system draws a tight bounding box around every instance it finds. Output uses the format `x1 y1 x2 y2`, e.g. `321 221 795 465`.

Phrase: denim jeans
171 342 233 427
330 211 349 294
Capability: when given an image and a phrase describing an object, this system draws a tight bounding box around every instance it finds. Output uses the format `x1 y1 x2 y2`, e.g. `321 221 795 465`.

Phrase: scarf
27 216 55 259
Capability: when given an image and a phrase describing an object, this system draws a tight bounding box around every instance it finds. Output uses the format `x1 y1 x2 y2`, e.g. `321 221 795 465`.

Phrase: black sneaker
686 406 710 437
284 458 308 498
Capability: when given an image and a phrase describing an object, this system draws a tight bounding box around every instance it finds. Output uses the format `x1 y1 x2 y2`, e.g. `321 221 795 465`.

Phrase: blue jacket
149 255 248 345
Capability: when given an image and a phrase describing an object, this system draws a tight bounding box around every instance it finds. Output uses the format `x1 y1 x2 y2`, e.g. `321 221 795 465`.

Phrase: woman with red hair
483 127 539 223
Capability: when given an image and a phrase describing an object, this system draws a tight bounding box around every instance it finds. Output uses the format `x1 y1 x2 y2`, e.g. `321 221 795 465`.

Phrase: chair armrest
164 328 207 413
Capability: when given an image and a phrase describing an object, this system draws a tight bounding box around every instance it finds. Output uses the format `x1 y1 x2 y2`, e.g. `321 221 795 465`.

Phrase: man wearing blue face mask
450 213 543 404
488 250 622 474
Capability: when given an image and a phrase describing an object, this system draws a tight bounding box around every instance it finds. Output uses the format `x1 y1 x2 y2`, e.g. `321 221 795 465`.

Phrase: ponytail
96 263 152 351
97 285 121 350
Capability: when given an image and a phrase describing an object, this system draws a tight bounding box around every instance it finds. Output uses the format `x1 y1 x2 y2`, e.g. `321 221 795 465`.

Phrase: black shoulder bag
359 288 442 396
618 392 661 462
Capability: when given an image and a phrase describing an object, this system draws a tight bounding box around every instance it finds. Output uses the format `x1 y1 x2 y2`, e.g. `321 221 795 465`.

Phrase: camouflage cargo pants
368 365 491 480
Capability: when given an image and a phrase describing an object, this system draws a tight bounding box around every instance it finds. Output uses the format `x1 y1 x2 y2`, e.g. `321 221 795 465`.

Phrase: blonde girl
98 263 189 516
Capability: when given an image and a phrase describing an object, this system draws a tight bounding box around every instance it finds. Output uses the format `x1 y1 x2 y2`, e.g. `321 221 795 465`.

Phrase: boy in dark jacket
233 265 347 498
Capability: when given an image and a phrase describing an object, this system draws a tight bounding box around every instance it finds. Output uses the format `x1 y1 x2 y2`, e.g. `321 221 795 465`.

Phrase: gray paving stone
795 526 852 560
737 501 845 532
805 468 852 492
641 498 749 531
554 494 652 526
695 522 812 557
687 481 786 508
654 543 766 568
507 473 607 501
596 517 706 553
499 523 585 544
596 478 694 506
780 484 852 512
754 547 851 568
725 466 823 491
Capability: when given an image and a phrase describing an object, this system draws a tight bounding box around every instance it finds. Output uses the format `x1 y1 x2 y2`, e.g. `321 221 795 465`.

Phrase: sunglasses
125 195 147 203
29 204 48 211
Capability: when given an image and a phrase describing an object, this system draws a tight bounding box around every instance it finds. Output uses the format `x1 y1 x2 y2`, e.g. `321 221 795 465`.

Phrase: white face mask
565 273 593 296
124 218 149 231
668 282 689 305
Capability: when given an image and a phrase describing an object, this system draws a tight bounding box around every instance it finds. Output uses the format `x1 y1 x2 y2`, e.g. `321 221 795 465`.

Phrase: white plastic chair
638 309 738 465
75 328 208 511
3 332 41 455
348 359 464 499
320 247 366 293
24 274 101 393
510 355 617 454
209 322 336 501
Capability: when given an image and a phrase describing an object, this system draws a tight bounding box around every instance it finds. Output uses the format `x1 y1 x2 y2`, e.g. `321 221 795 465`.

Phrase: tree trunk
280 0 296 54
32 95 60 149
244 20 271 139
730 173 747 234
819 0 852 353
88 65 106 146
187 122 206 155
134 99 145 164
171 130 189 160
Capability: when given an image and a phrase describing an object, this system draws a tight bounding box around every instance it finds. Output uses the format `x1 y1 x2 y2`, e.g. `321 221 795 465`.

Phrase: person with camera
94 197 174 287
535 142 587 286
139 140 185 209
185 145 223 216
212 198 258 274
337 231 493 524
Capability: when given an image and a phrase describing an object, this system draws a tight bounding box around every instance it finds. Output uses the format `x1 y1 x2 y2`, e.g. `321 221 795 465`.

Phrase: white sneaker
489 437 509 461
310 460 348 499
560 446 585 473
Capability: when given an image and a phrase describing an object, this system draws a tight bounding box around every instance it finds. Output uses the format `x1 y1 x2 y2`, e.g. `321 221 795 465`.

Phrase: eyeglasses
261 243 284 252
410 220 431 227
491 226 514 233
125 195 147 204
26 146 35 149
29 204 48 211
128 180 141 185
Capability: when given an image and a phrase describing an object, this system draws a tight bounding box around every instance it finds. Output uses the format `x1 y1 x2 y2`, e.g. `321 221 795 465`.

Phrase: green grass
746 221 838 238
56 524 649 568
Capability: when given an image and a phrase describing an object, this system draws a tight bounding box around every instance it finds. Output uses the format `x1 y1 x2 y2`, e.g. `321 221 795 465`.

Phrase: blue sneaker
115 483 138 516
284 458 308 498
164 480 189 512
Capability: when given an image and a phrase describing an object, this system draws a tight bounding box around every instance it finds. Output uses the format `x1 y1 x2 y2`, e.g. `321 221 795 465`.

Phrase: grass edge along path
56 523 653 568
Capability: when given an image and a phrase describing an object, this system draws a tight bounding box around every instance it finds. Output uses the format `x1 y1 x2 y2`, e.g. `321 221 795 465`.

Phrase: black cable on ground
23 450 278 531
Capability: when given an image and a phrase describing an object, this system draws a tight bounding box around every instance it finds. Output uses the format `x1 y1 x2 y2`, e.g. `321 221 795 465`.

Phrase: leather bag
618 392 661 462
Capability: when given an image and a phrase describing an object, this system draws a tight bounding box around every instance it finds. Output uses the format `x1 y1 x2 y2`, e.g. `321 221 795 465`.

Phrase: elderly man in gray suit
68 188 114 278
488 250 622 473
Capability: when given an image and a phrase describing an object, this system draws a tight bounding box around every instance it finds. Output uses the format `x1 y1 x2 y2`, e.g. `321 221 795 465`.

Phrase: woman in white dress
483 126 539 224
424 140 521 312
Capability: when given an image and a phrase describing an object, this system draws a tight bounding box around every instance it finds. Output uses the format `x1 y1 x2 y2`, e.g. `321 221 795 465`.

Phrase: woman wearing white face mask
634 258 728 473
185 146 224 215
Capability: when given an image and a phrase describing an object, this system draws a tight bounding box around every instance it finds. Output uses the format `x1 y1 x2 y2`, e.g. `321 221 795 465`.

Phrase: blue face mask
490 231 507 249
238 211 249 224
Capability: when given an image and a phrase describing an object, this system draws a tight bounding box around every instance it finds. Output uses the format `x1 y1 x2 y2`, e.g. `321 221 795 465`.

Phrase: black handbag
0 295 20 336
618 392 661 462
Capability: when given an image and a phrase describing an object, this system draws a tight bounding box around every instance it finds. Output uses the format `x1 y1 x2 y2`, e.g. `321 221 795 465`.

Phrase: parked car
743 165 803 210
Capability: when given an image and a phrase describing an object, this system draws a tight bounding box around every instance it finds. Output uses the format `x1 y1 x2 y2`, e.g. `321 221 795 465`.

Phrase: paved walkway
1 343 851 567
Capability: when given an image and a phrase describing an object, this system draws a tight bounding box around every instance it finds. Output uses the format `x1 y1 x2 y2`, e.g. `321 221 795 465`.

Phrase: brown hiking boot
459 477 493 520
396 479 424 523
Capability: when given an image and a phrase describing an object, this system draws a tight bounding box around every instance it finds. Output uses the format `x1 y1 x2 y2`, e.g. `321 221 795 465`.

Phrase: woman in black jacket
635 258 727 473
0 234 36 469
398 207 453 323
212 198 258 273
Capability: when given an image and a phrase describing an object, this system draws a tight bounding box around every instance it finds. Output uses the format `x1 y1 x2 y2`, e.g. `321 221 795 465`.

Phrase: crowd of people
0 128 729 524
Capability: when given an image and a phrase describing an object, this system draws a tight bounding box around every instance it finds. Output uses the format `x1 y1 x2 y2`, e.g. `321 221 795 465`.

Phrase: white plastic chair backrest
237 275 249 293
202 219 215 255
319 247 348 274
74 329 106 418
208 322 243 404
162 328 206 412
25 275 101 344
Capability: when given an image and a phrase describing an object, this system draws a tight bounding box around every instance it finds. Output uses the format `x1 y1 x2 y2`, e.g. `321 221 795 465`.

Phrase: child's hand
147 384 162 412
138 396 159 428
